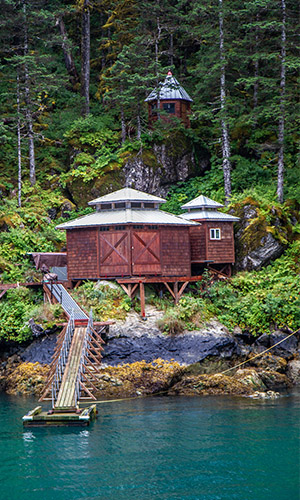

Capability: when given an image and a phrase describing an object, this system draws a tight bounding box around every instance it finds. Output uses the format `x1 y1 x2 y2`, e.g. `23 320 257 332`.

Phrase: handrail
74 310 93 406
51 310 75 408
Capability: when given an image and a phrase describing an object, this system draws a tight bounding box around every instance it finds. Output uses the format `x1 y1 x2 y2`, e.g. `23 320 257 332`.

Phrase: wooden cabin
56 188 239 282
56 188 198 281
145 71 193 128
180 195 239 276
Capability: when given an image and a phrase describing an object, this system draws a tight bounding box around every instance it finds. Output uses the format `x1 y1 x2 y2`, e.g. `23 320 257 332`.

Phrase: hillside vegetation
0 0 299 343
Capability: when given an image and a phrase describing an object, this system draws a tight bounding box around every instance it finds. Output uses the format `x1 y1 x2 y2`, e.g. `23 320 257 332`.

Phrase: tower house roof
145 71 193 103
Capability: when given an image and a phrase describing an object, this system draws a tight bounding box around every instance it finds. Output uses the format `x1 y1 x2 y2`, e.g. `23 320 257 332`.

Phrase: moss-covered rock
5 362 49 396
93 358 183 398
231 197 299 270
168 372 254 396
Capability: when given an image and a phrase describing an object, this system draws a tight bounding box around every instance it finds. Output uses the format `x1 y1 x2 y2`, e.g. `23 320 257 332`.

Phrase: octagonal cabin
145 71 193 128
56 188 198 281
180 195 239 275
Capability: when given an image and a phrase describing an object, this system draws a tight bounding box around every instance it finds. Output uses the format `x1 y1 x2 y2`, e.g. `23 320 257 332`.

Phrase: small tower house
180 195 239 275
145 71 193 128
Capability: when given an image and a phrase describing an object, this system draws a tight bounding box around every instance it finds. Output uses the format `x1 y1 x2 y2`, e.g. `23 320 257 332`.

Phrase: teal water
0 393 299 500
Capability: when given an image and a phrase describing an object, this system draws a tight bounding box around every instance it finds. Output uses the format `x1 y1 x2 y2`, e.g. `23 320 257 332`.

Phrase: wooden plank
117 275 203 284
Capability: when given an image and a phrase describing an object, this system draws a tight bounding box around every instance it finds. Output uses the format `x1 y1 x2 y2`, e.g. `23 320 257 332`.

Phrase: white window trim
210 228 221 240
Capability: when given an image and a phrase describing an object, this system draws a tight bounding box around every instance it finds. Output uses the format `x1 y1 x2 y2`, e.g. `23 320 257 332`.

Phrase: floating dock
22 405 97 427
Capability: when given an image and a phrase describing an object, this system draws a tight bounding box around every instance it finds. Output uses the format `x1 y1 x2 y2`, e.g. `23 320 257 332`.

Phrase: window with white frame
210 228 221 240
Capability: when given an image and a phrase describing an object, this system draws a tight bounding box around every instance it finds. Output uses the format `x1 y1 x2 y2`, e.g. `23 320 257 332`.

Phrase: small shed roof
145 71 193 103
88 187 166 206
56 208 198 230
181 210 239 222
181 195 224 210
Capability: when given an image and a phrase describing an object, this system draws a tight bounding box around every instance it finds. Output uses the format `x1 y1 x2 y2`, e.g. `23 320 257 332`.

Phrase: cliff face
67 131 210 205
122 135 209 197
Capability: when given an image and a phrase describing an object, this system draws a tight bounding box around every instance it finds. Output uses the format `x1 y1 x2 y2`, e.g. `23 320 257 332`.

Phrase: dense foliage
0 0 299 343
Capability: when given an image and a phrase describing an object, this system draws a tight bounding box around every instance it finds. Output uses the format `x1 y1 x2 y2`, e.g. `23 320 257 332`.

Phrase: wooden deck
55 327 86 409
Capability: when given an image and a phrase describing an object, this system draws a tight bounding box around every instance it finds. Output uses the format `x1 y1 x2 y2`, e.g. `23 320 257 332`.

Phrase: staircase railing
51 310 75 408
74 310 93 406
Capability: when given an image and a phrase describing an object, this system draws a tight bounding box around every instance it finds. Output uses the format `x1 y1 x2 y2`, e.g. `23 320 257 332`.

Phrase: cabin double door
98 229 161 276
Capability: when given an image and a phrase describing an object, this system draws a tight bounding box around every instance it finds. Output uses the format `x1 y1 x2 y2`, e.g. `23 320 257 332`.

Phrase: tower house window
132 202 142 208
163 103 175 114
210 228 221 240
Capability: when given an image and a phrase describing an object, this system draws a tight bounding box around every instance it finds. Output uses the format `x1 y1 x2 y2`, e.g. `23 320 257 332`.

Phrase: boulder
259 370 291 390
21 334 58 365
269 331 298 359
233 201 286 271
103 316 239 365
235 369 266 391
287 359 300 384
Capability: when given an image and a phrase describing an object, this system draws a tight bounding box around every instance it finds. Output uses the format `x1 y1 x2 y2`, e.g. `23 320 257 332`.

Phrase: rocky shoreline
1 308 300 400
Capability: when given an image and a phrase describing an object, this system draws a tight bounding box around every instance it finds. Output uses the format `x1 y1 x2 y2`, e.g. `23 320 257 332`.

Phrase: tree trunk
219 0 231 203
277 0 286 204
17 73 22 208
23 1 36 186
155 17 161 119
169 32 174 67
121 105 126 143
253 13 259 113
56 15 79 87
137 102 141 140
81 0 90 116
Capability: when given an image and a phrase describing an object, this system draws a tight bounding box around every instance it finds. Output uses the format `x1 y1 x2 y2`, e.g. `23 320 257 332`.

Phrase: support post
174 281 179 304
140 282 145 318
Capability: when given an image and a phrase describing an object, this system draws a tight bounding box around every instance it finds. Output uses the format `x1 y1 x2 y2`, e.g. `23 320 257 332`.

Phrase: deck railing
51 310 75 408
74 310 93 406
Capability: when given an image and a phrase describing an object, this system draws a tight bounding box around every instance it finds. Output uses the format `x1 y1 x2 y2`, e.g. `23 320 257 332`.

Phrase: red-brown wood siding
99 230 131 276
147 99 191 128
132 230 161 275
206 222 235 263
161 227 191 276
189 221 235 264
189 225 207 261
67 228 98 279
66 225 192 279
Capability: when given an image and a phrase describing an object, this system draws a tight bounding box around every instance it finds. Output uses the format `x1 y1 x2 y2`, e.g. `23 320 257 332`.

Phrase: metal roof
181 195 224 210
145 71 193 103
56 208 199 230
88 187 166 206
180 210 239 222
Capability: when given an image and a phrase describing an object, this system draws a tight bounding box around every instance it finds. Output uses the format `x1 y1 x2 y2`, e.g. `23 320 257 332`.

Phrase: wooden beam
84 363 101 384
84 355 100 373
178 281 189 299
164 282 175 300
81 371 98 393
80 381 96 400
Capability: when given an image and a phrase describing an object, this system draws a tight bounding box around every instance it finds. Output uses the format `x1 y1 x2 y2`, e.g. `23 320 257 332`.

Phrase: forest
0 0 299 343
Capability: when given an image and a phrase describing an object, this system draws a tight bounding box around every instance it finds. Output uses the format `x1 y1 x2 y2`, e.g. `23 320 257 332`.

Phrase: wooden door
132 230 161 275
99 231 131 276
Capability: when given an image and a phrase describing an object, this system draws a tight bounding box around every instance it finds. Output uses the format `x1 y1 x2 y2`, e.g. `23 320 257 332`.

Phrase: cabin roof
88 187 166 206
145 71 193 103
180 210 239 222
56 208 199 230
181 195 224 210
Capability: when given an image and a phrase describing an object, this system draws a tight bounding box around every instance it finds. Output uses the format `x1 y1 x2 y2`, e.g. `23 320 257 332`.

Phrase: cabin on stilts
55 187 239 315
145 71 193 128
